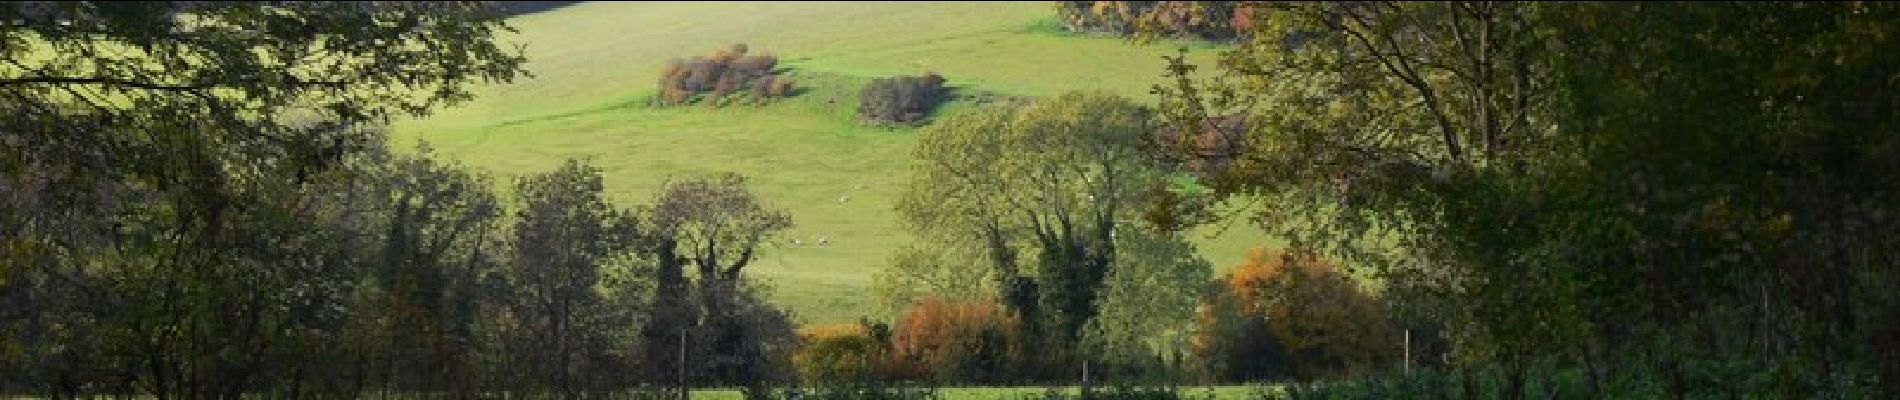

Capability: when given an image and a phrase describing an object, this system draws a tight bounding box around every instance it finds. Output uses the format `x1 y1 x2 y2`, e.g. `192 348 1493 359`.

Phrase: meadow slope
391 1 1264 324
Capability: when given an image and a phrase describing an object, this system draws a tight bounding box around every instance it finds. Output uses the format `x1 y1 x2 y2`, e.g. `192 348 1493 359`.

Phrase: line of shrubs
783 382 1219 400
653 45 957 127
791 248 1415 389
793 299 1026 385
657 43 796 106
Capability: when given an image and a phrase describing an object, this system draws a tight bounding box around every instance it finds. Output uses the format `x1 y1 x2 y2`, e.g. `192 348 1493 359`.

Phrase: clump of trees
858 73 951 126
790 298 1023 385
639 172 800 393
873 92 1214 385
887 298 1021 383
0 1 524 397
2 146 803 398
0 3 800 397
1193 248 1398 382
1053 1 1252 41
1149 1 1900 397
657 43 797 106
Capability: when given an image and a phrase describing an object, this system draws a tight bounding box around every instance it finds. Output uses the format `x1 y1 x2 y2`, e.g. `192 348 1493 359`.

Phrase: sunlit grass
389 1 1262 325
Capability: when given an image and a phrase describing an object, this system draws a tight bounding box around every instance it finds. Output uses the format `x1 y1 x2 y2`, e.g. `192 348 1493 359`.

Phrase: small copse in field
857 73 950 126
657 43 796 106
1054 1 1253 41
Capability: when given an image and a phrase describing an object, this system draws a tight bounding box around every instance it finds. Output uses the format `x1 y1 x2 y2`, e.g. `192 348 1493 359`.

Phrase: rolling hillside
390 1 1265 324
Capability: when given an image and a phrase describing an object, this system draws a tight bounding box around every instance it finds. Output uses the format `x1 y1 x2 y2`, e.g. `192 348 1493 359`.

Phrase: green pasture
391 1 1263 324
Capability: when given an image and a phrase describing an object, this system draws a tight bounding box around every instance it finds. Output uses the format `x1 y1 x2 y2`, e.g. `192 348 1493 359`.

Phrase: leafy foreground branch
1148 1 1900 398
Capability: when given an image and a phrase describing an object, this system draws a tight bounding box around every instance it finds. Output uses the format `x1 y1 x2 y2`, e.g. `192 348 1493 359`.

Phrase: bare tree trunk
1581 340 1602 397
1663 357 1685 400
1876 314 1900 400
1506 358 1527 400
680 326 690 400
287 364 304 400
1460 367 1476 400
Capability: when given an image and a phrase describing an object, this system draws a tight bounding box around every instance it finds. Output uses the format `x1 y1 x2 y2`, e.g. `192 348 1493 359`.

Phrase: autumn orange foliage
890 299 999 356
1195 247 1399 381
887 297 1019 382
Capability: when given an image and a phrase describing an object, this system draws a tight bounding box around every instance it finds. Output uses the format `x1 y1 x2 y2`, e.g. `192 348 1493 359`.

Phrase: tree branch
1334 4 1466 164
0 75 351 91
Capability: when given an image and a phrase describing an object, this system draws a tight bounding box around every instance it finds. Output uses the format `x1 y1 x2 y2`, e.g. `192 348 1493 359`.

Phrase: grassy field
691 385 1275 400
390 1 1267 324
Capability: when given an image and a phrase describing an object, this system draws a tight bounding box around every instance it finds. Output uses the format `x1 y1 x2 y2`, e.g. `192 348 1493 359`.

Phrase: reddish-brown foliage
887 297 1020 382
655 43 795 106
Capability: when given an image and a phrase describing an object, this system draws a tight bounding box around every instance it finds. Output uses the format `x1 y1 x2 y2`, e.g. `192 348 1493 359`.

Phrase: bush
1193 248 1399 382
857 73 950 126
656 43 795 106
793 321 893 385
1192 282 1287 382
887 298 1020 383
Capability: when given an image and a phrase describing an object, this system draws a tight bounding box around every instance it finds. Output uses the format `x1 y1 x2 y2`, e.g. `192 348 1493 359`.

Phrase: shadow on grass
495 1 588 17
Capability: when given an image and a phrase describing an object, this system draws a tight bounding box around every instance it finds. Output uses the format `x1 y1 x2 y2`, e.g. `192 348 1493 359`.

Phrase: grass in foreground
690 385 1274 400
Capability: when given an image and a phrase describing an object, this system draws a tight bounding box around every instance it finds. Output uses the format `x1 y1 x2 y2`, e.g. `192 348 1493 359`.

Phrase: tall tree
642 173 795 390
1146 1 1565 387
1079 226 1210 382
506 159 643 397
339 143 506 397
898 91 1185 378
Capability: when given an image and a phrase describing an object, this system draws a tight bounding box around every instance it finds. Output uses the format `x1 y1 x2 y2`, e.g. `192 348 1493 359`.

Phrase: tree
1530 3 1900 396
333 143 508 397
1192 279 1284 382
1146 1 1567 390
0 135 519 398
0 1 526 205
887 298 1016 384
641 173 796 391
505 158 644 397
0 2 525 397
1193 247 1397 382
1254 252 1398 381
1148 1 1900 397
873 242 998 317
1080 225 1211 382
897 91 1186 379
